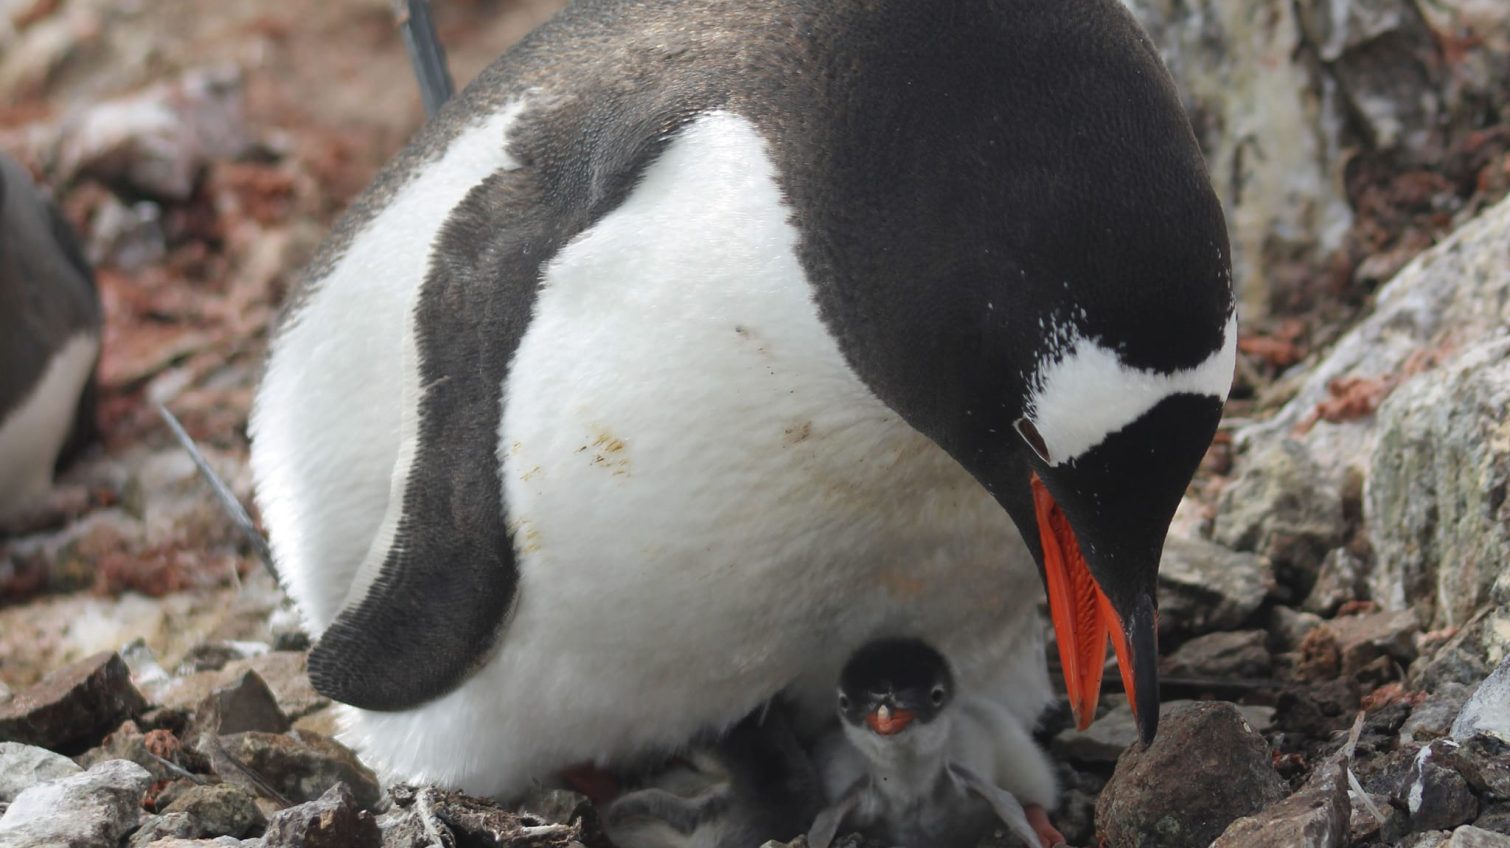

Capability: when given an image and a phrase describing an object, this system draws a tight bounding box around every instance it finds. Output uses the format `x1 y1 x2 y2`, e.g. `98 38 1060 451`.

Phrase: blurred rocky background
1 0 1508 846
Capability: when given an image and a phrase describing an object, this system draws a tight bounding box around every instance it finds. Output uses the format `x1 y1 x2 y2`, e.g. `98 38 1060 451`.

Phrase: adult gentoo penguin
250 0 1236 799
0 153 100 525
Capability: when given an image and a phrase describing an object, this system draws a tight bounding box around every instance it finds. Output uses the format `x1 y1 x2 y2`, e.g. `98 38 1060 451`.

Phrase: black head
775 0 1237 745
836 639 954 736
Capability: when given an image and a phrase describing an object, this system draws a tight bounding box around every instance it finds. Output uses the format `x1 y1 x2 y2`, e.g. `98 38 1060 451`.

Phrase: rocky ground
2 0 1510 847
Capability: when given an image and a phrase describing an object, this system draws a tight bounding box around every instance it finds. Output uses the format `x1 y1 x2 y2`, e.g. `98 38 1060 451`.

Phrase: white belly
263 109 1048 797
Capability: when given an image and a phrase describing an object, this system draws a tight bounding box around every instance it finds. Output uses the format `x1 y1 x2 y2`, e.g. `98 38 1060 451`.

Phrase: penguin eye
1014 417 1052 464
837 692 850 711
930 685 946 706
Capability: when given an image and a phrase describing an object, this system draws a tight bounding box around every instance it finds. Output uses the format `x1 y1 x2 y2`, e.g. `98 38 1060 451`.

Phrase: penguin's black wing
306 34 705 710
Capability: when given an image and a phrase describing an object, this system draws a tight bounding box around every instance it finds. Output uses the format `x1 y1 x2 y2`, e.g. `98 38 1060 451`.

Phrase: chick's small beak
866 703 916 735
1031 473 1157 742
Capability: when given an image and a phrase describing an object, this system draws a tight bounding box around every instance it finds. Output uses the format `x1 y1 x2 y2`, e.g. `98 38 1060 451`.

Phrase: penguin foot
1025 803 1066 848
560 763 621 806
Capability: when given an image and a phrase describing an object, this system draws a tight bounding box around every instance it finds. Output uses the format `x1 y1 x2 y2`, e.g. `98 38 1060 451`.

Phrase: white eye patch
1022 312 1237 466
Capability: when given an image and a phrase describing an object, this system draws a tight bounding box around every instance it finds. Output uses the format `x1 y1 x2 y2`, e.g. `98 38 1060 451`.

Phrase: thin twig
153 401 278 582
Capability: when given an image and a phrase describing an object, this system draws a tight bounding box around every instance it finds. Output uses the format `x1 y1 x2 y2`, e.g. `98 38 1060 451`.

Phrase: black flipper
305 87 686 710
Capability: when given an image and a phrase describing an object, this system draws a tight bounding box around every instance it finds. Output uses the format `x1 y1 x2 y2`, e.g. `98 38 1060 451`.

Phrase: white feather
1027 311 1238 466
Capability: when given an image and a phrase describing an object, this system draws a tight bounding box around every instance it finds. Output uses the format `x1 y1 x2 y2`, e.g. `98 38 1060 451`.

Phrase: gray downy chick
809 638 1065 848
605 702 825 848
0 153 100 526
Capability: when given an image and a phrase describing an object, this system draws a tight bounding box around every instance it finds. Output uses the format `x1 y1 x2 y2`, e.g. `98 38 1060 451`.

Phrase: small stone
1157 537 1277 638
1350 791 1409 844
1450 735 1510 800
128 812 198 846
0 741 83 802
120 639 172 692
1404 683 1478 745
0 758 152 847
162 783 267 839
1325 609 1421 677
211 731 381 810
1476 801 1510 835
1212 439 1344 595
1405 833 1453 848
1304 548 1369 616
1052 702 1139 765
262 783 378 848
1407 741 1480 832
1453 657 1510 744
1271 606 1326 651
0 652 147 750
159 653 328 723
178 642 272 676
76 720 190 785
1451 825 1510 847
1211 754 1350 847
188 671 291 740
1414 617 1503 692
1161 630 1273 679
1096 702 1287 848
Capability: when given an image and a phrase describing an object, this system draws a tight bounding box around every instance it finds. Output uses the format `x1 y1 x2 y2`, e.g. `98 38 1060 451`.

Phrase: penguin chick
605 703 824 848
809 639 1066 848
0 153 100 528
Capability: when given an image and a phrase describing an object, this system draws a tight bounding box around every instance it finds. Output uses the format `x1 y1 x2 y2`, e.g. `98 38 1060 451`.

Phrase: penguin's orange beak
866 704 916 735
1031 473 1140 733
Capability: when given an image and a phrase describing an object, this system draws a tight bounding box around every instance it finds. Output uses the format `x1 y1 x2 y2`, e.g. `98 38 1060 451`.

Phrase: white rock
1451 656 1510 744
0 758 150 848
1450 825 1510 848
0 742 82 803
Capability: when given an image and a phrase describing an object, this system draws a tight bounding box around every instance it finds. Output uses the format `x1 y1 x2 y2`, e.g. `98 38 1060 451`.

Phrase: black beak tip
1131 591 1161 747
1135 697 1159 747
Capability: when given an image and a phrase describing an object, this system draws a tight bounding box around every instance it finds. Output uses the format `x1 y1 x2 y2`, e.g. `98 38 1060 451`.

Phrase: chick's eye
837 693 850 711
930 686 946 706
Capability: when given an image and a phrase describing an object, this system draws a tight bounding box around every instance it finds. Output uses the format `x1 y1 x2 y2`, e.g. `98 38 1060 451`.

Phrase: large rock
1156 537 1276 638
1210 754 1350 847
1116 0 1353 313
210 731 381 810
1367 335 1510 635
1237 195 1510 484
0 651 147 750
1095 702 1287 847
0 742 82 803
263 783 378 848
1406 741 1481 832
1453 657 1510 744
1211 439 1343 593
1160 629 1272 679
160 783 267 840
0 758 151 847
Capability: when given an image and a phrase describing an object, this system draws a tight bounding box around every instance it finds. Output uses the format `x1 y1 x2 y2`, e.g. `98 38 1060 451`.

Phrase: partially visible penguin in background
0 152 101 528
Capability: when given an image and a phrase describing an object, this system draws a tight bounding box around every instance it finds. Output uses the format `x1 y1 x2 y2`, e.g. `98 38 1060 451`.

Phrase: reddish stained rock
0 652 146 751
